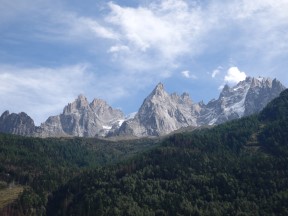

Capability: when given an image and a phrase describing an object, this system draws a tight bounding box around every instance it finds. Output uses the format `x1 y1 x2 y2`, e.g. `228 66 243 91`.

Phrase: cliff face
0 77 286 138
115 83 201 137
38 95 125 138
0 111 37 136
114 77 286 137
198 77 286 125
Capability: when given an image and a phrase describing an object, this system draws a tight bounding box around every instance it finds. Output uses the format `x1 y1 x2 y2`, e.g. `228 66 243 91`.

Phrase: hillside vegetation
0 135 157 215
0 89 288 215
46 89 288 216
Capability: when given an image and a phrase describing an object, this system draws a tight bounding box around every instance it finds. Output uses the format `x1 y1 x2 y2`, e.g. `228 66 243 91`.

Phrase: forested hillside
0 89 288 215
46 89 288 216
0 135 157 215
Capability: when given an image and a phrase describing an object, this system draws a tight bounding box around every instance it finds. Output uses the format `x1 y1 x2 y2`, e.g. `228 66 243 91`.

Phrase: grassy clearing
0 185 24 209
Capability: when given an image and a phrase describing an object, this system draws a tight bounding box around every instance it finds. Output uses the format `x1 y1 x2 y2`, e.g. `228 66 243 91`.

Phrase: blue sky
0 0 288 125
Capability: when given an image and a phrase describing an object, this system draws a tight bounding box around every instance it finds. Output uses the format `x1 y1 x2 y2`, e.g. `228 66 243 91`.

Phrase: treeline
46 90 288 215
1 89 288 215
0 134 157 215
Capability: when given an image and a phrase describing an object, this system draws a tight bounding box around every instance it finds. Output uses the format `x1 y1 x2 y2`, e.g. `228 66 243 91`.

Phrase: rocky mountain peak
90 98 124 121
181 92 192 102
244 77 286 116
155 82 164 90
219 84 231 97
198 76 286 126
181 92 190 98
151 82 166 97
37 95 125 138
0 76 285 138
1 110 10 119
179 93 193 105
114 83 199 137
75 94 89 108
63 95 89 114
0 111 37 136
250 77 272 88
272 78 285 89
90 98 108 109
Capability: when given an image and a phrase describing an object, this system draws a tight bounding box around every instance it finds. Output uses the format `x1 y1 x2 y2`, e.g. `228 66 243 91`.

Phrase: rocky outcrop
198 77 286 125
114 77 286 137
114 83 202 137
0 77 285 138
244 77 286 116
37 95 125 137
0 111 38 136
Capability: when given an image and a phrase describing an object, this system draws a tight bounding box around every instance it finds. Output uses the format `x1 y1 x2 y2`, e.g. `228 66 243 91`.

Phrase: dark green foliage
259 89 288 122
2 89 288 215
258 89 288 155
0 135 157 215
46 89 288 215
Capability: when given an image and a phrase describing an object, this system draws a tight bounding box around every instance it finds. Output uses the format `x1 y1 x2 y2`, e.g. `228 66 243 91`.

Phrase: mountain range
0 76 285 138
46 87 288 215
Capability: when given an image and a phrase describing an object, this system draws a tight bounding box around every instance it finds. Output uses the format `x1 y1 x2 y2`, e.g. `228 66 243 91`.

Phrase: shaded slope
47 89 288 215
0 134 157 215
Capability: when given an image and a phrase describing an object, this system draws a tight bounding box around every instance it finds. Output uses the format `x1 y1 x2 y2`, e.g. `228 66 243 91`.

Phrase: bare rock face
114 77 286 137
114 83 201 137
198 77 286 125
0 76 285 138
244 77 286 116
0 111 37 136
37 95 125 137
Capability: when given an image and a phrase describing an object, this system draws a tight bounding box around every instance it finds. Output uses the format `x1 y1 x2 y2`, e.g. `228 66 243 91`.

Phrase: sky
0 0 288 125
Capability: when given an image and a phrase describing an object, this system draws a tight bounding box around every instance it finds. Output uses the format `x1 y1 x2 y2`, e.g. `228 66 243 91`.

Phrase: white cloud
104 0 205 73
181 70 197 79
224 67 247 84
218 85 225 91
181 70 190 78
1 0 288 116
0 64 92 125
108 45 130 53
107 1 199 57
76 17 118 40
36 13 119 43
211 0 288 61
212 66 222 78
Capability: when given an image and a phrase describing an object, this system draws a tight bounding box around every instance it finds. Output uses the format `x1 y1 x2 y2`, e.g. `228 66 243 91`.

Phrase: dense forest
1 89 288 215
0 135 157 215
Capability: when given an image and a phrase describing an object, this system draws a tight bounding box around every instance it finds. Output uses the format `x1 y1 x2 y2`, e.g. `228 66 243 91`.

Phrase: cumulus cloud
29 0 203 79
106 1 202 57
1 0 288 118
104 0 205 73
224 67 247 84
181 70 197 79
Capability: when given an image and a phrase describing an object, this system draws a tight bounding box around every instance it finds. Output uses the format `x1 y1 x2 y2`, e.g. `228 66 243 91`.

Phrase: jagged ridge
114 77 286 137
0 76 286 138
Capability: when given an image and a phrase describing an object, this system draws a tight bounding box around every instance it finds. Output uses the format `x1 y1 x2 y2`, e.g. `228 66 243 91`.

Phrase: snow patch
103 125 112 130
232 86 243 91
118 120 125 126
